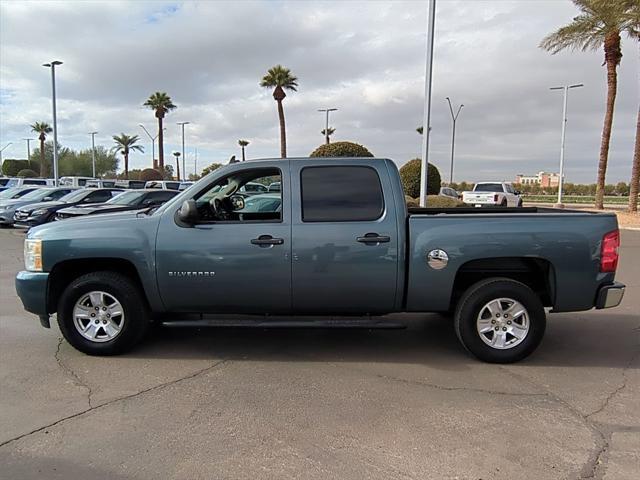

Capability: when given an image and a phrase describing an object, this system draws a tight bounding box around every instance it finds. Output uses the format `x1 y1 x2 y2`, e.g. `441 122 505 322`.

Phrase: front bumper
595 282 625 309
15 271 49 317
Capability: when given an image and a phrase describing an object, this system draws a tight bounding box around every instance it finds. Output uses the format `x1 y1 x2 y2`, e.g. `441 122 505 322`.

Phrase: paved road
0 228 638 480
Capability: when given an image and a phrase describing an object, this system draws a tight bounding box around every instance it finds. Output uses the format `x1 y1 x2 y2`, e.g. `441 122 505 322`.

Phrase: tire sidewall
57 272 147 355
455 278 546 363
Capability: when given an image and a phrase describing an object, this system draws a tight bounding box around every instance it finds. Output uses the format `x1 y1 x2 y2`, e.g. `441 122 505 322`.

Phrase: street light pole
177 121 190 182
550 83 583 207
318 108 337 144
89 131 98 178
419 0 436 207
445 97 463 185
0 142 12 170
43 61 63 186
22 139 34 170
139 124 163 168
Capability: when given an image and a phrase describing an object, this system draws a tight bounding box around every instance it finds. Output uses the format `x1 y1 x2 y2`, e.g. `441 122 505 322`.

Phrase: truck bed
407 206 598 215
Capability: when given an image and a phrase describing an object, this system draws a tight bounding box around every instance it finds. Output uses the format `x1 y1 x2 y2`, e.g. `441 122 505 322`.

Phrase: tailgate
463 192 496 205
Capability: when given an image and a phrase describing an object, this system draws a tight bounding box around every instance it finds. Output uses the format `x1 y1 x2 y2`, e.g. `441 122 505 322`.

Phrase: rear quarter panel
406 212 618 312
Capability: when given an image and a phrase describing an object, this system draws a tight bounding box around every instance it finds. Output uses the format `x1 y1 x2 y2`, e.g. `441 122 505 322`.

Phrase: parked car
55 189 179 219
114 180 146 189
13 188 122 228
0 186 43 200
59 176 95 187
1 177 54 190
144 180 181 190
268 181 281 192
85 179 118 188
239 193 282 214
439 187 458 199
16 157 625 363
0 187 76 226
462 182 522 207
0 178 11 190
239 181 268 195
178 181 195 191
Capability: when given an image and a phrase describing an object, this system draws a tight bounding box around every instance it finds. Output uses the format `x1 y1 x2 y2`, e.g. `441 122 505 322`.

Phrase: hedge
399 158 441 198
140 168 164 182
16 169 39 178
310 141 374 158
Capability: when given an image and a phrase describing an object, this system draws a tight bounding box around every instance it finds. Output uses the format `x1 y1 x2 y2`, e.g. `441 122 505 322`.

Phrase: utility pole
419 0 436 207
43 60 63 186
139 124 163 167
177 121 190 182
89 131 98 178
318 108 337 144
445 97 463 184
0 142 12 171
550 83 583 207
194 147 198 178
22 139 34 169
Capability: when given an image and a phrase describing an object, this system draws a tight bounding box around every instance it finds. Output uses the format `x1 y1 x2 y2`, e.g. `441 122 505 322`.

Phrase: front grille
14 211 29 220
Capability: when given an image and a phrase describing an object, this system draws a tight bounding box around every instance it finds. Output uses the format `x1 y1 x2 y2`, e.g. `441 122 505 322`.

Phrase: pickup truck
462 182 522 207
15 157 625 363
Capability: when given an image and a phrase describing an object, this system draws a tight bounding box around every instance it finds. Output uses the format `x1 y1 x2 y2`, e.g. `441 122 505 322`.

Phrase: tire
57 271 149 355
517 199 523 208
454 278 546 363
500 199 508 207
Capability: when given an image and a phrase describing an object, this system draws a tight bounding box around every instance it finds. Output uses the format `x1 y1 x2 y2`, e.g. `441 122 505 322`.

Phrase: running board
160 318 407 329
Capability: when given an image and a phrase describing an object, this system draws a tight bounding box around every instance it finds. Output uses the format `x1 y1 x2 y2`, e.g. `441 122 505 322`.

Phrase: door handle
251 235 284 246
356 233 390 244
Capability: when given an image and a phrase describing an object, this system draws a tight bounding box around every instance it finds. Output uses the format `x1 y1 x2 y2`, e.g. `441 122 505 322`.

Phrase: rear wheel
57 271 149 355
500 199 508 207
454 278 546 363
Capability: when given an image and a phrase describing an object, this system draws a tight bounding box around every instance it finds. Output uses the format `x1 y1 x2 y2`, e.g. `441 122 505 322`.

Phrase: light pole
177 121 190 182
0 142 12 171
194 147 198 178
550 83 583 207
139 124 163 168
419 0 436 207
445 97 463 184
22 139 35 170
43 60 63 186
88 131 98 178
318 108 337 145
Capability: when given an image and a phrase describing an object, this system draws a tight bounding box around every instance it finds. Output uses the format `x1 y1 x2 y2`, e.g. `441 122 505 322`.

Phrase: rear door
290 161 399 314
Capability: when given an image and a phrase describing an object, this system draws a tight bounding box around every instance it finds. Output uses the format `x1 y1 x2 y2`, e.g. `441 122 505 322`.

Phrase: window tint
24 179 47 185
148 191 177 202
474 183 503 192
301 166 384 222
87 190 114 203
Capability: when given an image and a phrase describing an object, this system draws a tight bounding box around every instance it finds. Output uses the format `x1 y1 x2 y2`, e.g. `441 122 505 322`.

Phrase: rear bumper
595 282 625 309
15 271 49 316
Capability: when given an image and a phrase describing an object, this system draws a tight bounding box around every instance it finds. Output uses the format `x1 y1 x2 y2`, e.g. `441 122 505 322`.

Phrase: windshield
59 190 87 203
5 179 20 187
474 183 504 192
19 188 55 201
106 191 145 205
0 187 23 199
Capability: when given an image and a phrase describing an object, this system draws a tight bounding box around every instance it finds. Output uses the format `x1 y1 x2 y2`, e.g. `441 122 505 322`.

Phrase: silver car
0 187 75 226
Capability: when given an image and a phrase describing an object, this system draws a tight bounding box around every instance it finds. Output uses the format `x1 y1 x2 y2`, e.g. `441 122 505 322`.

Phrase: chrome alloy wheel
476 297 529 350
73 291 125 343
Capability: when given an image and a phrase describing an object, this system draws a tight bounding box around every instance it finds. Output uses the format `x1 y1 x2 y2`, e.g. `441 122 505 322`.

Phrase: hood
59 203 126 214
0 198 29 207
16 201 65 213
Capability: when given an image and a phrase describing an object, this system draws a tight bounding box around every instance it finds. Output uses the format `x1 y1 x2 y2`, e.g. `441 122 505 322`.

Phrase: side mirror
43 196 53 202
230 194 245 211
177 199 198 224
514 190 521 196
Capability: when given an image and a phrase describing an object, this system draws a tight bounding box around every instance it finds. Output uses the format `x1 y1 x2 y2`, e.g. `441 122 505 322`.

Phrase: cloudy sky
0 0 638 183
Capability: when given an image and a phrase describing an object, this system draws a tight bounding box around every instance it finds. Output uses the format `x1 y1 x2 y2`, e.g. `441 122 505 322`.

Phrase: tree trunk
595 33 621 210
157 115 165 169
277 99 287 158
629 105 640 213
39 137 47 177
241 146 246 161
176 158 180 180
124 152 129 179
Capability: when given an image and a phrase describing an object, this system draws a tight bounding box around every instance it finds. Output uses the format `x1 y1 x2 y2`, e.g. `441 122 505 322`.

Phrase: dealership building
515 171 560 188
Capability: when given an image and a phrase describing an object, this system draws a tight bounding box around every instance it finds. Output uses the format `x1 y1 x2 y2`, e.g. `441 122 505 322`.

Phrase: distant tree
201 162 223 177
30 121 52 177
172 151 181 180
112 134 143 179
260 65 298 158
416 126 423 135
540 0 638 209
630 105 640 212
143 92 176 169
140 168 163 182
321 127 335 144
16 169 38 178
238 139 250 161
615 181 629 196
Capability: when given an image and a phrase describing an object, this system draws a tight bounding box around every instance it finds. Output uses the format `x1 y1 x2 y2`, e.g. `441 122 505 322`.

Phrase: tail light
494 194 499 203
600 230 620 273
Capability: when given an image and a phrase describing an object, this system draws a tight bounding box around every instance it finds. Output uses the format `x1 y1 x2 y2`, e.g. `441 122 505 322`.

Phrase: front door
156 162 291 313
290 162 399 314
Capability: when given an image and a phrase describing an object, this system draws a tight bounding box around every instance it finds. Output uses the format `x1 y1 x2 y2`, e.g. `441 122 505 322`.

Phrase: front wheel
57 271 149 355
454 278 546 363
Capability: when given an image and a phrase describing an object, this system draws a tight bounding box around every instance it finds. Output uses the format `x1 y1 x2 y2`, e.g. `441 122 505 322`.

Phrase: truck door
155 162 291 313
290 161 399 314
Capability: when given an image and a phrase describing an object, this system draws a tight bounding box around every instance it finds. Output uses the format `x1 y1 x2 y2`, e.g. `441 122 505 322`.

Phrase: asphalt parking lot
0 228 638 480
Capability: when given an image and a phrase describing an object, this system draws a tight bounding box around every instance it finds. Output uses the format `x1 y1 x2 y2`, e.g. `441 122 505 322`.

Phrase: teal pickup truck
15 158 625 363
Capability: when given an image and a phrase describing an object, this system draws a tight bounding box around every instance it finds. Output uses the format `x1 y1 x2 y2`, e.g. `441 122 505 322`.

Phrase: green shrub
140 168 163 182
424 195 466 208
310 141 373 158
16 169 38 178
399 158 441 198
2 159 39 176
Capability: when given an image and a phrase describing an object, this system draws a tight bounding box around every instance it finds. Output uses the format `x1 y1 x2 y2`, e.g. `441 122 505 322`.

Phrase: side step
160 316 406 329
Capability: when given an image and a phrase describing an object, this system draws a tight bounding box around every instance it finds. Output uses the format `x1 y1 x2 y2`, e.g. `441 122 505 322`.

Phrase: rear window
474 183 504 192
301 166 384 222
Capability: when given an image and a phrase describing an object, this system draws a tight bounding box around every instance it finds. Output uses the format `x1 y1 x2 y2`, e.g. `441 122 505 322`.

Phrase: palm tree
321 127 335 144
238 139 250 161
260 65 298 158
629 105 640 212
112 134 144 179
540 0 637 209
173 151 181 180
143 92 176 169
30 122 52 177
416 126 423 135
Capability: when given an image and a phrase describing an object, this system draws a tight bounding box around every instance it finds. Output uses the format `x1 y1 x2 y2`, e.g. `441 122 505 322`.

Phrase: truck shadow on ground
128 312 640 370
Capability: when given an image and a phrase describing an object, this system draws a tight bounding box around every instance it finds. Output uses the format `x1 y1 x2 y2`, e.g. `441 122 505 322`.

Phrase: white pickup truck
462 182 523 207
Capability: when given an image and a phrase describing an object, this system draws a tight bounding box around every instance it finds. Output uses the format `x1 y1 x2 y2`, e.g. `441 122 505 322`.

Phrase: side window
24 179 46 185
148 191 175 203
301 166 384 222
50 190 70 200
87 190 113 203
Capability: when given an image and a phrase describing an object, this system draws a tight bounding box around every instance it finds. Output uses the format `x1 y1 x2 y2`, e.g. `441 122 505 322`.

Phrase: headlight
31 209 48 217
24 239 43 272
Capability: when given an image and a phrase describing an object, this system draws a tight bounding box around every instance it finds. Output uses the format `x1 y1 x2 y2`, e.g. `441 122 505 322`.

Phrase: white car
462 182 522 207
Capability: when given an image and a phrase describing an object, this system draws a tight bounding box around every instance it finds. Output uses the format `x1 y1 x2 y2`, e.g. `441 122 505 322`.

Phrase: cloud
0 0 637 183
